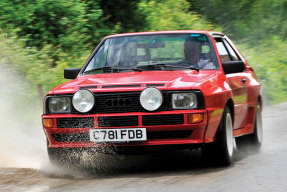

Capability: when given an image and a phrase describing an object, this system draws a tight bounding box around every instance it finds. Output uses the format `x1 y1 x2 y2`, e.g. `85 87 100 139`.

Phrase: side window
214 38 231 62
85 39 110 71
223 39 240 61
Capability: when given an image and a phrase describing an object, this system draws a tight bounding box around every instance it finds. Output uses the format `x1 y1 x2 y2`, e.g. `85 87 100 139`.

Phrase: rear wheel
250 102 263 147
202 106 234 166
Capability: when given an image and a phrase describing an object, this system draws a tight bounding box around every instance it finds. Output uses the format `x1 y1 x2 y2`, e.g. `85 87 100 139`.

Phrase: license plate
89 128 147 142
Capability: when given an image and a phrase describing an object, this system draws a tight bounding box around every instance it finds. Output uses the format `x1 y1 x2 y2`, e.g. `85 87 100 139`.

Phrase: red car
42 30 262 166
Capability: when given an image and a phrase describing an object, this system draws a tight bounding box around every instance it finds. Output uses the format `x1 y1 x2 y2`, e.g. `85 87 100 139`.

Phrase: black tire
236 102 263 150
202 106 234 166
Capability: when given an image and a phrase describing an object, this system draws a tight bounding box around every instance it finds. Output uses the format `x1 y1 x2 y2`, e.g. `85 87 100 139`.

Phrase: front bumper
43 110 208 148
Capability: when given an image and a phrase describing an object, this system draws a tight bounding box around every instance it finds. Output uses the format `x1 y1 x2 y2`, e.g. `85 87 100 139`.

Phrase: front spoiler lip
45 138 205 148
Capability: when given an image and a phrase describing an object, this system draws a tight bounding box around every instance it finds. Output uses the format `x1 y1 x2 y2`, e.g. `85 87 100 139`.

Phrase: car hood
49 70 215 95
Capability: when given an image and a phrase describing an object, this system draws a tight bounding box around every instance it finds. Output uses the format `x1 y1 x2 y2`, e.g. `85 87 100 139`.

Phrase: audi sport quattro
42 30 262 166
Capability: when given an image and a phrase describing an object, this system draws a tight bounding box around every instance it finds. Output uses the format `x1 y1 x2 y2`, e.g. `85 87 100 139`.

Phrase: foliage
190 0 287 103
0 0 286 103
98 0 145 33
0 0 110 50
238 37 287 103
137 0 215 31
189 0 287 43
0 29 87 96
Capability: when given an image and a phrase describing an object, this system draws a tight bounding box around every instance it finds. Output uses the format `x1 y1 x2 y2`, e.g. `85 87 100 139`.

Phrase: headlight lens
48 97 71 113
72 90 95 113
140 87 163 111
172 93 197 109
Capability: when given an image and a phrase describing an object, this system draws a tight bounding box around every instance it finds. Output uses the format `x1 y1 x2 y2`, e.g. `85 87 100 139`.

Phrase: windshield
84 34 217 74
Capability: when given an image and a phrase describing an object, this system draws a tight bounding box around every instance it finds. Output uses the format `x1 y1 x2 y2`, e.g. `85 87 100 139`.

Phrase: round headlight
140 87 163 111
72 90 95 113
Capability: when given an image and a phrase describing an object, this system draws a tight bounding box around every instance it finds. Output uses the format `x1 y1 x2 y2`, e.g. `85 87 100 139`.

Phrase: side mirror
222 61 245 74
64 68 81 79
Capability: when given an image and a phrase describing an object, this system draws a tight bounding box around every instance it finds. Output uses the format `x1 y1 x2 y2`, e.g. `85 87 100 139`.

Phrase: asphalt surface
0 102 287 192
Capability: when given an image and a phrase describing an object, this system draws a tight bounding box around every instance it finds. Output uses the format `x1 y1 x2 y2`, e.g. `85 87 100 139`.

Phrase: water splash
0 64 46 168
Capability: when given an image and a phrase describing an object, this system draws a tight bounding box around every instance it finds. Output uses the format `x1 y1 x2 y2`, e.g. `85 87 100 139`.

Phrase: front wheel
236 102 263 150
202 106 234 166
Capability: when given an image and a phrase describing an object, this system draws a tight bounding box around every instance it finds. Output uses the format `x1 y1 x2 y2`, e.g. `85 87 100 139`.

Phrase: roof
104 30 224 39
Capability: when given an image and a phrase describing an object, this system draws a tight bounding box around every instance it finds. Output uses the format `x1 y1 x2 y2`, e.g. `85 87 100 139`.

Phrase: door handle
241 78 247 84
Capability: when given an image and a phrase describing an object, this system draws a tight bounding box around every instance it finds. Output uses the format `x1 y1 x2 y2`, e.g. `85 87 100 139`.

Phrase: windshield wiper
83 66 113 74
83 66 142 74
137 63 199 71
110 66 142 72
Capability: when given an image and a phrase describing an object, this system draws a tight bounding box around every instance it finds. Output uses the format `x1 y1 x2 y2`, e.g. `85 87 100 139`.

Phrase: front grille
47 90 204 114
142 114 184 126
147 130 192 139
98 116 138 127
94 92 170 114
51 130 192 142
56 114 184 128
57 117 94 128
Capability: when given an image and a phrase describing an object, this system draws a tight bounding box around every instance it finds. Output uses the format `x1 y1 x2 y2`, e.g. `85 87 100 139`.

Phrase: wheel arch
204 97 235 143
258 95 262 108
225 99 234 125
214 98 234 139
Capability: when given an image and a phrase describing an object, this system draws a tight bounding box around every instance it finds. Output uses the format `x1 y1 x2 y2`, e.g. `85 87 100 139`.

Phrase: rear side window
223 39 239 61
214 38 231 62
214 37 241 62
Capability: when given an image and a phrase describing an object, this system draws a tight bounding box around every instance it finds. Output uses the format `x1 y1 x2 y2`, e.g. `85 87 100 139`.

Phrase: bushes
238 37 287 103
0 0 109 50
0 29 88 97
0 0 286 103
137 0 216 31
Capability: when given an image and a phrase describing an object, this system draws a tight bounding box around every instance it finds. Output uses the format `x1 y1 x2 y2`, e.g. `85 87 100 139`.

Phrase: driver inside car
184 38 214 69
119 41 137 67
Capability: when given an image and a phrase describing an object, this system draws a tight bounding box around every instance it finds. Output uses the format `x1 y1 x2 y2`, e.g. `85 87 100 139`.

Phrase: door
214 37 248 129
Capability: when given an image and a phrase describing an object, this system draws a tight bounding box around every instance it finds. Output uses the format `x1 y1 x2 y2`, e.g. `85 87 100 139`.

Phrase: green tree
138 0 216 31
190 0 287 42
0 0 109 50
98 0 146 33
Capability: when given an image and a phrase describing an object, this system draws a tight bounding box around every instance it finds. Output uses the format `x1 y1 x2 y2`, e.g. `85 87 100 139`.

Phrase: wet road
1 103 287 192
